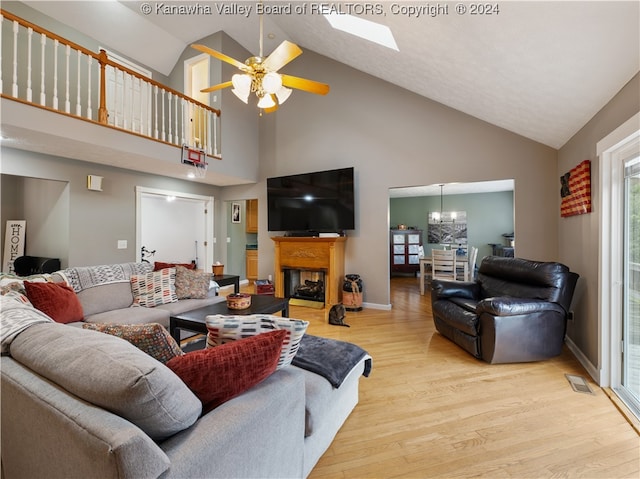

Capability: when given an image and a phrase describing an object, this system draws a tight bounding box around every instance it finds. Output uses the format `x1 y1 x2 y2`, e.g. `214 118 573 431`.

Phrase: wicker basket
226 293 251 310
212 264 224 275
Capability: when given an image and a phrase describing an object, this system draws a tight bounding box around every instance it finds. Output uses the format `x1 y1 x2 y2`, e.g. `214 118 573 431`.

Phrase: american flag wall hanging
560 160 592 217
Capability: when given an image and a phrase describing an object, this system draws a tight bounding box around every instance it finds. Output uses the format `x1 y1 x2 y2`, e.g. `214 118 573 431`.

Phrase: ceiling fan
192 14 329 113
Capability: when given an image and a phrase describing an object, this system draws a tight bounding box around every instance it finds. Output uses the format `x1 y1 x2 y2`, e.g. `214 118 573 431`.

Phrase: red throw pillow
24 282 84 324
154 261 196 271
166 330 286 413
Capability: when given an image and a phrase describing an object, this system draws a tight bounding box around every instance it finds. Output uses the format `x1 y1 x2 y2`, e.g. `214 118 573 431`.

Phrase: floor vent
565 374 595 395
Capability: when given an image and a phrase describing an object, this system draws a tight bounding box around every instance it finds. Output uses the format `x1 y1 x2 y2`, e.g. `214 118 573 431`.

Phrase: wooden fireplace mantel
271 236 346 308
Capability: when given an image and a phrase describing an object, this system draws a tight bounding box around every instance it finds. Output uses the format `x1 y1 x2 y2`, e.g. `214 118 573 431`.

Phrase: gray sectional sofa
0 262 370 478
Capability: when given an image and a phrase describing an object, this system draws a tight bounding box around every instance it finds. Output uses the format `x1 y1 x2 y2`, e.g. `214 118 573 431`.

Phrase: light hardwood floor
242 277 639 478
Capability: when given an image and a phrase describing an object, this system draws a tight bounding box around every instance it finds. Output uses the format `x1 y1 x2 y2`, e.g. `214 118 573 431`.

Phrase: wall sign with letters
3 220 26 273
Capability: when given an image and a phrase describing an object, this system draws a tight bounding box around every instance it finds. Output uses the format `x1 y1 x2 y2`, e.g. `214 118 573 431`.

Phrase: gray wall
225 50 557 307
390 191 515 262
1 148 221 267
558 73 640 371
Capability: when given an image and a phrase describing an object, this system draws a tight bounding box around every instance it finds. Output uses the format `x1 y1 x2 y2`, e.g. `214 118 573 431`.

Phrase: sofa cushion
24 281 84 324
82 323 184 364
76 282 134 316
84 306 170 328
155 294 225 316
205 314 309 369
130 268 178 307
167 330 286 413
174 266 210 299
10 323 201 440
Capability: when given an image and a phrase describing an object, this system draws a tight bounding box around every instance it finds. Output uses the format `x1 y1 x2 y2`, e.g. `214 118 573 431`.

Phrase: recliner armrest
477 297 566 317
431 280 480 300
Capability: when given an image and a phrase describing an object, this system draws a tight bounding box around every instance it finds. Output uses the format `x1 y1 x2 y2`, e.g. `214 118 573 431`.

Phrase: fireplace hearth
284 269 325 303
272 236 346 309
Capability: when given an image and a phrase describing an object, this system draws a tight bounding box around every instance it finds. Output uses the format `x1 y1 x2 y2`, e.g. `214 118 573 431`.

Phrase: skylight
324 13 399 51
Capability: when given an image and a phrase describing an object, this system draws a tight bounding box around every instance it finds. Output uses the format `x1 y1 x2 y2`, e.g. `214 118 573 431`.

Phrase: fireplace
284 269 325 304
272 236 346 309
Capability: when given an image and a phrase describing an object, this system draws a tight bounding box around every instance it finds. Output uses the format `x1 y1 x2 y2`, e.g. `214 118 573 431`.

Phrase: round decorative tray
227 293 251 310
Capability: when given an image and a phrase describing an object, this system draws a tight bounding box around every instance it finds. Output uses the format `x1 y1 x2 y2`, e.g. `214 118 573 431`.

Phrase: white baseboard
565 336 601 385
362 301 392 311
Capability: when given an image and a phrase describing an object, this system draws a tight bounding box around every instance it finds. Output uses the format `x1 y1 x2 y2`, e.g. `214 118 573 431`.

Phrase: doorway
598 112 640 420
184 54 210 148
135 187 213 271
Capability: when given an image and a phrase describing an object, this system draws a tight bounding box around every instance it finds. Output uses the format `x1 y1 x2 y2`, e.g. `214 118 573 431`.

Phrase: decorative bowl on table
226 293 251 310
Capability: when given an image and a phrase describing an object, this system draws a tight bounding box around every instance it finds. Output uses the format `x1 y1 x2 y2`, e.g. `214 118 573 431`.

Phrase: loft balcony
0 9 251 186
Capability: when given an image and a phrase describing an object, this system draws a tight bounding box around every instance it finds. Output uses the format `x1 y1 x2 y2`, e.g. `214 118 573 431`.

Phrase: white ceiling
22 0 640 150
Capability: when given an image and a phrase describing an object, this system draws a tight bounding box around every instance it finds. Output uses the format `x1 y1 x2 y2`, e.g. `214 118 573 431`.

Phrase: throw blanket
58 262 152 292
292 334 372 388
0 296 52 353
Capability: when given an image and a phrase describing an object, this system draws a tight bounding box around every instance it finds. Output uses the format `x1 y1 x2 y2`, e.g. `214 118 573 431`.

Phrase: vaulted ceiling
22 1 639 150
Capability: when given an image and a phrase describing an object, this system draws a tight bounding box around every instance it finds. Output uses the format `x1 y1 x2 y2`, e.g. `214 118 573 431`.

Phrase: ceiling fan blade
200 81 233 93
262 40 303 72
281 74 330 95
191 44 247 71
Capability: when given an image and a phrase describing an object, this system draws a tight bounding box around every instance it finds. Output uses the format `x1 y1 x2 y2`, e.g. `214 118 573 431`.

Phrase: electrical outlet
226 237 231 243
117 240 127 249
567 310 574 321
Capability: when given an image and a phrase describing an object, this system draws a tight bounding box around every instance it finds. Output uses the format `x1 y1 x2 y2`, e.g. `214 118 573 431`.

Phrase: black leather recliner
430 256 579 364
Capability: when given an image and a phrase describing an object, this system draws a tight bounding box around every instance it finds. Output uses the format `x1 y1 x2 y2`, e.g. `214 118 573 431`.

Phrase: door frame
135 186 214 272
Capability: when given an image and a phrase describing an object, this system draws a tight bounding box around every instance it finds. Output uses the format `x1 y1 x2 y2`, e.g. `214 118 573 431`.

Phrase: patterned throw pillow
82 323 184 364
174 266 210 299
167 330 286 413
1 282 32 306
23 281 84 324
130 268 178 307
205 314 309 369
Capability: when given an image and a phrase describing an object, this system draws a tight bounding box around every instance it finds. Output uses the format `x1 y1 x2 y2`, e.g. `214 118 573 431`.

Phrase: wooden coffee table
169 295 290 343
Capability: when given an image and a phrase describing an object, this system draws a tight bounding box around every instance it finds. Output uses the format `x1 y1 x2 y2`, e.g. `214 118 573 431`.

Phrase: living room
1 1 639 476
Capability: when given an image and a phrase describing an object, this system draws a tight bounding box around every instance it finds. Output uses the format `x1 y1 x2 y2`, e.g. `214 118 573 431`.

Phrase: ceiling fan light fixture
231 73 251 96
257 94 276 109
275 86 292 104
232 88 250 104
262 72 283 94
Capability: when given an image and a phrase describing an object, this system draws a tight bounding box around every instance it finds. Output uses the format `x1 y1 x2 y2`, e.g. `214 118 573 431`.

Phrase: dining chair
468 246 479 280
431 249 457 281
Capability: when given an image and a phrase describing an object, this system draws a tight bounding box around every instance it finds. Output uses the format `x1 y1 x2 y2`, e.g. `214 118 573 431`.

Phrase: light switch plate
117 240 127 249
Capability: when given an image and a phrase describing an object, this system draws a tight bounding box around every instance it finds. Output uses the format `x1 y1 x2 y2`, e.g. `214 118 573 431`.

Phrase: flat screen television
267 167 355 233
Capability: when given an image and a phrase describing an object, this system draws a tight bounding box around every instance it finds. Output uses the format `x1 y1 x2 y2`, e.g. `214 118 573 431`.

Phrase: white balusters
64 44 70 113
167 92 173 142
4 11 222 160
153 85 159 139
86 56 92 119
0 14 3 94
174 94 179 145
53 39 59 109
12 20 18 97
40 33 46 105
76 49 81 116
161 89 166 141
26 27 32 102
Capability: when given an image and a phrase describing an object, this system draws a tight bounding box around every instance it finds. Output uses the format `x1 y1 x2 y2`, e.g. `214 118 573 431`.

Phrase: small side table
212 274 240 294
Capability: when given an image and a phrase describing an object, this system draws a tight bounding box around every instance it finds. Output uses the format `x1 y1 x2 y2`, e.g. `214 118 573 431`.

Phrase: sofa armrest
159 367 306 479
477 297 566 317
1 357 170 479
431 279 480 301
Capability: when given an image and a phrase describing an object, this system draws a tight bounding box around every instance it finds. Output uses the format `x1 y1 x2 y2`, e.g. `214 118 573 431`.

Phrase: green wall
390 191 514 262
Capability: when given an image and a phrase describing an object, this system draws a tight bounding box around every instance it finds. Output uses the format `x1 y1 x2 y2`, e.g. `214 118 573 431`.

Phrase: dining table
419 254 469 295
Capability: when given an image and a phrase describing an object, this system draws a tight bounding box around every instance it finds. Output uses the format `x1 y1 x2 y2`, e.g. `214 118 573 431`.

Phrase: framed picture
560 160 591 217
231 202 241 223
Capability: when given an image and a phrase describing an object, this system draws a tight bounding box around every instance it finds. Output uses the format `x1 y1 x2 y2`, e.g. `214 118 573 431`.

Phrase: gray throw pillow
10 322 201 440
